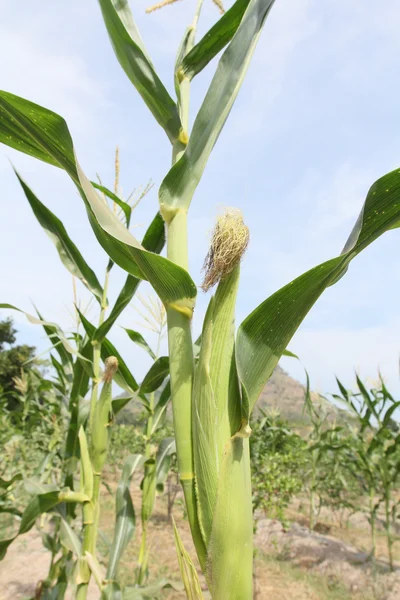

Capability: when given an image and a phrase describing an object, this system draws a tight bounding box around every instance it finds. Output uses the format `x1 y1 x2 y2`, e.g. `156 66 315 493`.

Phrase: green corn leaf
236 167 400 413
94 212 166 343
98 0 182 144
141 458 156 524
85 551 105 591
124 328 156 360
79 310 139 394
112 394 136 416
172 518 204 600
139 356 170 394
15 171 103 303
59 517 82 556
92 182 132 227
282 349 299 359
95 275 140 343
64 340 92 474
123 579 184 600
35 307 74 371
0 91 197 313
382 402 400 428
0 303 79 362
106 454 145 581
155 437 176 492
0 491 61 559
181 0 252 79
0 474 22 490
159 0 275 216
102 583 123 600
150 380 171 436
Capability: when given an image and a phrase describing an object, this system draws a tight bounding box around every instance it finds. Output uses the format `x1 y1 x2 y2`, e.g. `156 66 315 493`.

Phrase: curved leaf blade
94 213 166 343
236 167 400 413
92 182 132 227
181 0 251 79
98 0 182 143
139 356 170 394
124 328 156 360
0 491 61 559
0 91 197 312
106 454 145 581
15 171 103 303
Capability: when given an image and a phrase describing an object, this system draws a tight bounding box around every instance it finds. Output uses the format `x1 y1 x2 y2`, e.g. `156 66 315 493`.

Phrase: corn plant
124 295 175 585
334 375 400 570
0 156 174 598
250 410 306 524
2 0 400 596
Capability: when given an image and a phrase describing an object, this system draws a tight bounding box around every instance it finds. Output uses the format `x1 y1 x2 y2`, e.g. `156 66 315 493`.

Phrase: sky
1 0 400 402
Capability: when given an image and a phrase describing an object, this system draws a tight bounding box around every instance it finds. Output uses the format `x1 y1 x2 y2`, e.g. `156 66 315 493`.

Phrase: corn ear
192 264 253 598
91 357 117 473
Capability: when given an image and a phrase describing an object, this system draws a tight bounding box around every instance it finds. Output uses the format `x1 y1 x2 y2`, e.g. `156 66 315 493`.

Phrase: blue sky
1 0 400 400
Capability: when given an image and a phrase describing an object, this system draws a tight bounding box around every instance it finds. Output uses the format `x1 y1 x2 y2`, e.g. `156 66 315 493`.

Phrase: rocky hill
256 364 351 428
118 364 352 429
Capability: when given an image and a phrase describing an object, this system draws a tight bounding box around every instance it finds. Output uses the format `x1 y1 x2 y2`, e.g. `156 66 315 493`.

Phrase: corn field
1 1 400 599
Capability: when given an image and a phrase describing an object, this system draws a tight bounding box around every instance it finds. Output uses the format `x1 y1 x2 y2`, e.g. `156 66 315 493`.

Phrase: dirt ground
1 473 400 600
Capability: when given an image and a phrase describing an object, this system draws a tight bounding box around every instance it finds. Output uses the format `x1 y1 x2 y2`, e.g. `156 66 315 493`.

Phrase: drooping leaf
15 171 103 303
0 491 61 559
124 329 156 360
282 349 299 359
236 167 400 413
181 0 252 79
94 213 166 343
159 0 276 215
0 303 78 361
98 0 182 144
0 91 196 313
139 356 170 394
106 454 145 581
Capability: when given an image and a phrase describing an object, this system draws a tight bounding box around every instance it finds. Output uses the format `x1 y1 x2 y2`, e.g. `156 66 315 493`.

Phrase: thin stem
137 319 163 584
369 487 376 559
385 490 394 571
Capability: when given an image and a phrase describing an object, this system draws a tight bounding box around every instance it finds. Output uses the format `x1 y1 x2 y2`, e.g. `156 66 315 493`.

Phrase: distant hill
256 365 352 429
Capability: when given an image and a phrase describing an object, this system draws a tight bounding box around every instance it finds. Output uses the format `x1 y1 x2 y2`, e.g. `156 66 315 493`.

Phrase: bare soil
1 473 400 600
